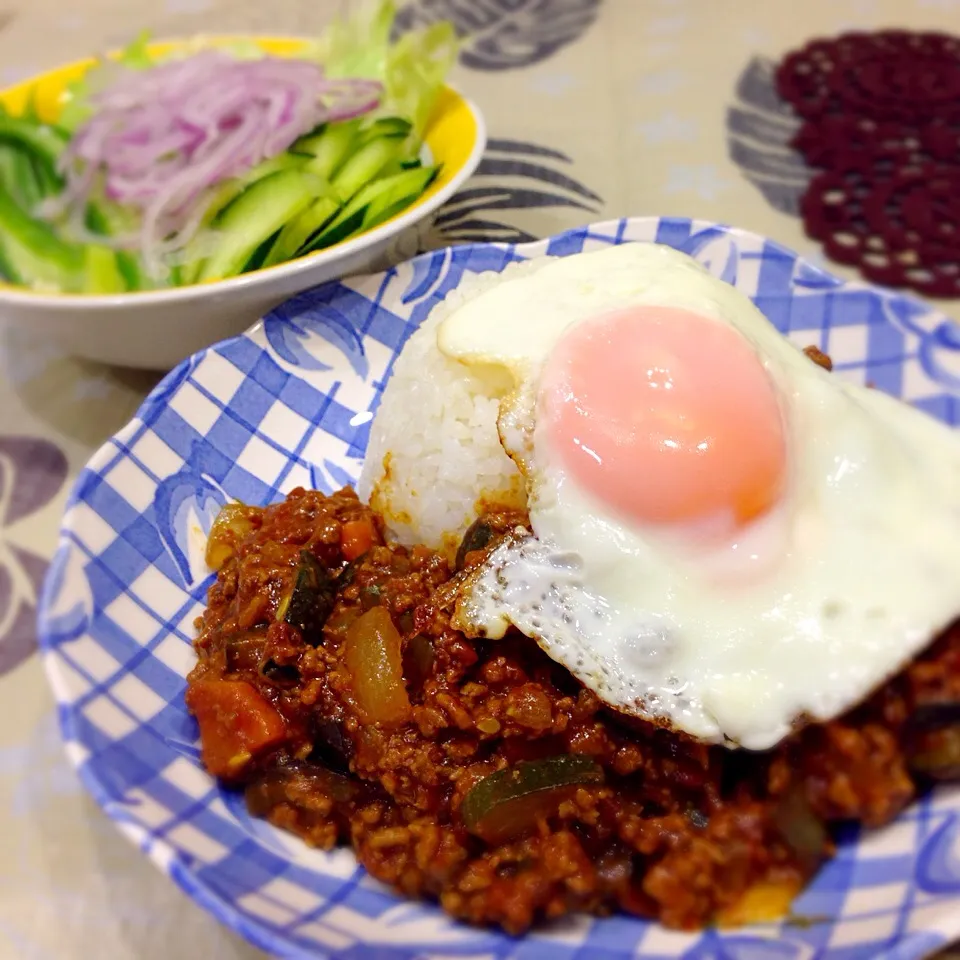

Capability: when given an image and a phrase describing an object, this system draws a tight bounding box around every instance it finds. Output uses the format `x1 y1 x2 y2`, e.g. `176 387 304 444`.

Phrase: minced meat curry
187 487 960 933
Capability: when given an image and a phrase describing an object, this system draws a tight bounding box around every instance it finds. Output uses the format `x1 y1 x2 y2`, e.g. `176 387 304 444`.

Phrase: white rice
357 258 552 553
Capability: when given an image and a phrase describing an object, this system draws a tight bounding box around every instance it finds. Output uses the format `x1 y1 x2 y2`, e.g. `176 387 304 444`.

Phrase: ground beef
187 487 960 934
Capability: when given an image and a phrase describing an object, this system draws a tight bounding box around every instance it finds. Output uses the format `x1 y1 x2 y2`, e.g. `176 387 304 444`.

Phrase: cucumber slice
207 153 309 228
330 133 407 201
242 229 282 274
294 119 361 181
0 181 84 291
180 156 311 285
197 169 323 282
357 117 413 143
263 195 340 268
302 165 439 255
85 201 149 291
83 245 127 294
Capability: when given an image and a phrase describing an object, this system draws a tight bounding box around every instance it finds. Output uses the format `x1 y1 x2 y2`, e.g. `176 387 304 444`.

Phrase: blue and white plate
38 218 960 960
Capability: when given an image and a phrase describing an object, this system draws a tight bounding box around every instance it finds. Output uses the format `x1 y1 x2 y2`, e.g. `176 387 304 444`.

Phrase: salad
0 1 458 294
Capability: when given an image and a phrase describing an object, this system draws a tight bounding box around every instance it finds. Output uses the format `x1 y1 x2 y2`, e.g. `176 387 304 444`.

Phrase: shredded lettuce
58 1 458 140
313 0 396 81
308 0 460 141
383 20 459 140
59 30 154 132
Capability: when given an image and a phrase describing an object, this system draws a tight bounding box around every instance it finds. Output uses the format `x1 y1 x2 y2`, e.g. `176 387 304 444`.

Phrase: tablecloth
2 1 960 957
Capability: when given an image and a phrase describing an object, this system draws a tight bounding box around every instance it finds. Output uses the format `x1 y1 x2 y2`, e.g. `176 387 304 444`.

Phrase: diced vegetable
359 583 382 611
910 726 960 781
340 517 377 562
275 550 337 646
205 502 258 571
906 699 960 781
343 606 412 726
310 718 354 773
245 759 358 817
403 633 435 699
456 518 494 570
260 658 301 688
909 699 960 730
335 556 363 589
196 169 324 282
773 788 829 869
460 755 605 844
223 628 269 674
185 678 287 779
715 879 802 927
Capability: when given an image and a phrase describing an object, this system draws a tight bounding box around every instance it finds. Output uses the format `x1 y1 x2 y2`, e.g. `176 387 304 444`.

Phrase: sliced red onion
51 51 384 279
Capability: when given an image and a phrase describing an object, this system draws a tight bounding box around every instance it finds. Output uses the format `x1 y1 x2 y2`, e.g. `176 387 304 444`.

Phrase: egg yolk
540 306 787 532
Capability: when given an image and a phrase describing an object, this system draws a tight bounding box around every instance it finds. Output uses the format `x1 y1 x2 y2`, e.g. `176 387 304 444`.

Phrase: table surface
2 0 960 957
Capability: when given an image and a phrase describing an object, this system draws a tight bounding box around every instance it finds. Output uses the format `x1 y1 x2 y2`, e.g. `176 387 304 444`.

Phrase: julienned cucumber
294 119 361 181
85 201 147 291
197 169 324 282
177 153 314 286
206 153 309 228
263 195 340 269
355 117 413 145
302 165 440 255
330 133 408 201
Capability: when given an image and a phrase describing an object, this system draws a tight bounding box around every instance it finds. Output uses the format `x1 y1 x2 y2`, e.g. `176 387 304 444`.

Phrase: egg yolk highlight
540 306 787 532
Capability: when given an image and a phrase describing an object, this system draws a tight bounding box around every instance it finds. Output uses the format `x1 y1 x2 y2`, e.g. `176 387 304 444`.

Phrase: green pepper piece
461 755 605 844
0 146 42 211
0 114 67 192
0 180 85 291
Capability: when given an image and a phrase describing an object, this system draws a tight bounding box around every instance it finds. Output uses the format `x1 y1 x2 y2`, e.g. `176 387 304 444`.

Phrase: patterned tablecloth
2 1 960 957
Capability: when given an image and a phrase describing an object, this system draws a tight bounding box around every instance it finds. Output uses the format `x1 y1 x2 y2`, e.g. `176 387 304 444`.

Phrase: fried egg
436 242 960 751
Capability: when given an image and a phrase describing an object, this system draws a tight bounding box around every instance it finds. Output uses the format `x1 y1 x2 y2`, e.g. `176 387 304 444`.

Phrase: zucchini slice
196 169 322 282
461 756 605 844
275 550 337 646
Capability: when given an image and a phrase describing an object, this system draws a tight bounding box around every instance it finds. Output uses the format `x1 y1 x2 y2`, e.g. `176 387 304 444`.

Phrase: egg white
437 242 960 750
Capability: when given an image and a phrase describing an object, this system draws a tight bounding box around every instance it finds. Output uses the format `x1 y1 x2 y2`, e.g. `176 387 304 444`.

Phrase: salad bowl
0 35 485 370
